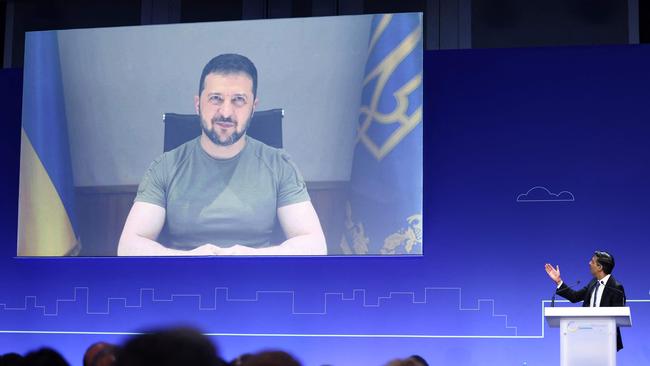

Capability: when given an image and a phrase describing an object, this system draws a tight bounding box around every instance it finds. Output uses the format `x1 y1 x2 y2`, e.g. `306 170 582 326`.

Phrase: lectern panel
561 318 616 366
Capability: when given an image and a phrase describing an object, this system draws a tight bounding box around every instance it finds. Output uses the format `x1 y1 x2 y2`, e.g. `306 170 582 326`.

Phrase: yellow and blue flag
18 31 79 256
341 13 423 255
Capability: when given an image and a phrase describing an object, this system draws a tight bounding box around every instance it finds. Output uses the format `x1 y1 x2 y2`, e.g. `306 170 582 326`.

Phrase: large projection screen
17 13 424 257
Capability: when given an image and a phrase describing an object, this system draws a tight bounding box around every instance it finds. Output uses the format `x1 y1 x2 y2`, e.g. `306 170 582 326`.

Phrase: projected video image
18 13 423 256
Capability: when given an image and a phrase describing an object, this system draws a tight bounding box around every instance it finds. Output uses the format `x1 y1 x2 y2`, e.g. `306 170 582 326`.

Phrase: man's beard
200 112 251 147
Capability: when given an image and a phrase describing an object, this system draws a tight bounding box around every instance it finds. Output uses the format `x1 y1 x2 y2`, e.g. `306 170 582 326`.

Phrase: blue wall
1 44 650 365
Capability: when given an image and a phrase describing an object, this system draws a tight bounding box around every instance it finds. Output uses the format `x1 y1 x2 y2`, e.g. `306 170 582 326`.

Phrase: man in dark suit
545 250 626 351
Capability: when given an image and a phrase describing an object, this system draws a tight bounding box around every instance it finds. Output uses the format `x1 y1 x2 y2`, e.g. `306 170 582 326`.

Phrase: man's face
195 72 257 146
589 255 602 277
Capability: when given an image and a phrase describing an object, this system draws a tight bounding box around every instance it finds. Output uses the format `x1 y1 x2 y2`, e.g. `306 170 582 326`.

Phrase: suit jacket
556 275 626 351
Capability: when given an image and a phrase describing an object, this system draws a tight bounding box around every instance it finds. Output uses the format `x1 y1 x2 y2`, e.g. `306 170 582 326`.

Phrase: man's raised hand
544 263 562 285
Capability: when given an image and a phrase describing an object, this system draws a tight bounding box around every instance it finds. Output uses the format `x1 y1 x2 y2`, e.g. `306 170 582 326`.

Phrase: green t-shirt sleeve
134 154 166 208
277 151 310 208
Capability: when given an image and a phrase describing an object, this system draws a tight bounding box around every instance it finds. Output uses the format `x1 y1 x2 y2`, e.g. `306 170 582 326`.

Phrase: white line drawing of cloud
516 186 575 203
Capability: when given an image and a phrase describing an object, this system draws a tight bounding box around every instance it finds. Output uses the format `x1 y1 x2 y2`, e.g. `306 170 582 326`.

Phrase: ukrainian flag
341 13 423 255
18 31 79 256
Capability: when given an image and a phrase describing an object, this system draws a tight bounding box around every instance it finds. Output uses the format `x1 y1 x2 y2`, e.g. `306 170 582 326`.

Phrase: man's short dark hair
594 251 615 274
239 350 301 366
1 352 25 366
198 53 258 98
115 327 225 366
407 355 429 366
23 348 69 366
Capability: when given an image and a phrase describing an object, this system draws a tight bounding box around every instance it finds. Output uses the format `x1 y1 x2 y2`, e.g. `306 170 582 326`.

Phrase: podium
545 307 632 366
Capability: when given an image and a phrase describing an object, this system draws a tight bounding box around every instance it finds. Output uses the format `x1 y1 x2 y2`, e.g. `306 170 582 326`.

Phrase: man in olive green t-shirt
118 53 326 256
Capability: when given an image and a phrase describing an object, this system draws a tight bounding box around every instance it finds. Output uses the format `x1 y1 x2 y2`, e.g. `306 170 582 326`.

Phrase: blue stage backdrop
1 44 650 365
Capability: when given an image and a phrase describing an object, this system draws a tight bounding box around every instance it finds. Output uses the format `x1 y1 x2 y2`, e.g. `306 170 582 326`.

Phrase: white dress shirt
590 274 611 307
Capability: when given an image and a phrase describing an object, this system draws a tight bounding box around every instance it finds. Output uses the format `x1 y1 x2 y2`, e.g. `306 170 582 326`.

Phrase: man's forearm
267 233 327 255
216 234 327 255
118 235 200 256
118 231 327 256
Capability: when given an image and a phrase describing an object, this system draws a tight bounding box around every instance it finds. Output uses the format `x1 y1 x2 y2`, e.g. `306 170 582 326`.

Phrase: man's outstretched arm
118 202 219 256
214 201 327 255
